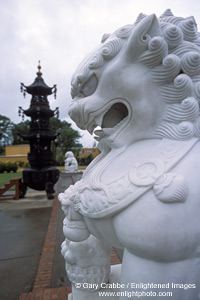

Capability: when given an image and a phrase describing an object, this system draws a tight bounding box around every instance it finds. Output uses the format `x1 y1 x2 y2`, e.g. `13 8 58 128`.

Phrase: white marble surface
60 9 200 299
68 264 121 300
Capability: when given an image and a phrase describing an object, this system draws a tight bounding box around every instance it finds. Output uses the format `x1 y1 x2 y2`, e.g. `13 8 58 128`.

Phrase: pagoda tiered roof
20 61 57 97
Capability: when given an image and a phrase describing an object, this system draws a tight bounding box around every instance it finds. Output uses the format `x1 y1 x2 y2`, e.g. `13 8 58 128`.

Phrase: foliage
0 115 13 154
12 162 18 172
5 161 12 173
0 161 18 173
11 120 30 144
59 127 82 154
56 154 65 166
78 154 94 166
24 162 30 168
0 161 5 173
18 161 25 168
50 118 82 155
4 161 18 173
0 146 5 156
49 117 63 135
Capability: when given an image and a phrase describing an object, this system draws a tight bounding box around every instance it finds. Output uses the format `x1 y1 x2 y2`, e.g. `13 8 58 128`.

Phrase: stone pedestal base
56 172 83 193
68 264 121 300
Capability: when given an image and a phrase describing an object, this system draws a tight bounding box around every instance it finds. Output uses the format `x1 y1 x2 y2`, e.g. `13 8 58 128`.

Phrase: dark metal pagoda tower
19 62 59 199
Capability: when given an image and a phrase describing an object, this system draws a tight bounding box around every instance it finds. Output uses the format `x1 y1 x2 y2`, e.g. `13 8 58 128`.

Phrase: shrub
5 161 18 173
56 155 65 166
5 161 13 173
78 154 94 166
12 162 18 172
0 161 5 173
24 162 30 168
18 161 25 168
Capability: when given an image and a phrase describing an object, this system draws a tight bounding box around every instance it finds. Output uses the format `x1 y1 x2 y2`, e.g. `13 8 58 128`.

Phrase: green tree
49 117 63 135
0 115 13 154
78 154 94 166
11 120 30 144
50 118 82 156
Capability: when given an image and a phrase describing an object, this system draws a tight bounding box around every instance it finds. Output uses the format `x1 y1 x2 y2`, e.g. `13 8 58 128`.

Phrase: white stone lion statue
64 151 78 173
59 9 200 299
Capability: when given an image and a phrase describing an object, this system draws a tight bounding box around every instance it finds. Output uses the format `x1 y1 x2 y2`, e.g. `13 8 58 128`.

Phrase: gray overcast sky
1 0 200 147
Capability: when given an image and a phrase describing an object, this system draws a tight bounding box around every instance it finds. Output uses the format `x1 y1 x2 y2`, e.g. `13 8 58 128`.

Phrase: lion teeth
93 128 103 136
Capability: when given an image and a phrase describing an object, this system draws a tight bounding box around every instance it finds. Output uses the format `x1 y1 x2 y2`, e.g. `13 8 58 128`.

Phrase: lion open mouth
101 103 128 128
92 102 128 141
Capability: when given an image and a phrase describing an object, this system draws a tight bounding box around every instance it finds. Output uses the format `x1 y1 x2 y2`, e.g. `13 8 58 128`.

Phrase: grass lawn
57 166 86 171
0 171 23 188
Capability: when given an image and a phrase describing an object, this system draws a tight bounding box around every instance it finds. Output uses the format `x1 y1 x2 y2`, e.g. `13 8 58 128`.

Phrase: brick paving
19 176 121 300
110 248 121 265
33 195 60 290
19 286 72 300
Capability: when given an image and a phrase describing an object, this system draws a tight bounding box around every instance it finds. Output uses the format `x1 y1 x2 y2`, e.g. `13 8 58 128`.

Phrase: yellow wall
6 145 30 156
0 145 99 163
0 145 29 163
78 148 100 158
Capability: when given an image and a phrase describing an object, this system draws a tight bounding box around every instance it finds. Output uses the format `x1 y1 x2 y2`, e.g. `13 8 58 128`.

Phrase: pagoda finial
37 60 42 76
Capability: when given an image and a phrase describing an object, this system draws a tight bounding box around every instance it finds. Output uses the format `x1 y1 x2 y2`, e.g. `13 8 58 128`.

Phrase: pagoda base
23 167 60 199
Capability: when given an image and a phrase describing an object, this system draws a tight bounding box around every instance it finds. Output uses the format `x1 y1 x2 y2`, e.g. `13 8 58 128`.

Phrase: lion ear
125 14 162 61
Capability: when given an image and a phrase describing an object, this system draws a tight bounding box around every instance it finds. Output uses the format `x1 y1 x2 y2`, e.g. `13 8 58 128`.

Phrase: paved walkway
0 191 53 300
18 193 72 299
0 174 121 300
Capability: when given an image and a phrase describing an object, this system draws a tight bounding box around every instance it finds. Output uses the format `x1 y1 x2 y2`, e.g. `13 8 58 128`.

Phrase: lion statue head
69 9 200 149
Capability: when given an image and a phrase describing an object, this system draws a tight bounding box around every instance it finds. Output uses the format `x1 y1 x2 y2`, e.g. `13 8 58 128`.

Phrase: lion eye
81 74 98 97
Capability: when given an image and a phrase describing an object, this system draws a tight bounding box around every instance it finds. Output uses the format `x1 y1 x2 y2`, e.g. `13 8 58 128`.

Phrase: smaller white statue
65 151 78 173
61 235 111 291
